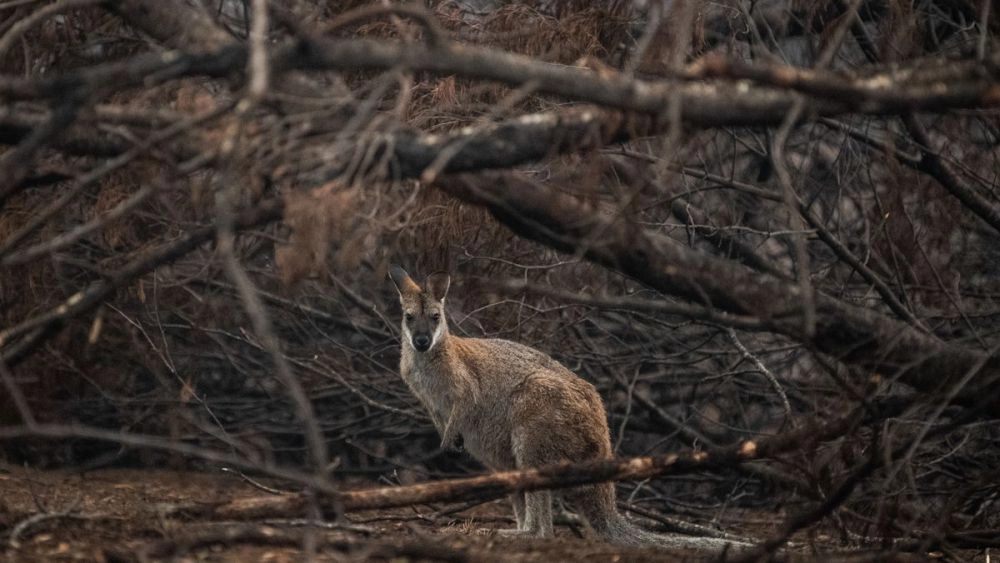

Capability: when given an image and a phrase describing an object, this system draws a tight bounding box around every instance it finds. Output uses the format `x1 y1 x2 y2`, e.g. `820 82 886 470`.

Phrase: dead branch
0 197 283 365
7 504 105 549
4 30 998 117
903 114 1000 235
202 404 868 520
0 96 85 199
434 173 1000 414
496 279 767 330
0 0 102 58
108 0 233 52
688 51 1000 112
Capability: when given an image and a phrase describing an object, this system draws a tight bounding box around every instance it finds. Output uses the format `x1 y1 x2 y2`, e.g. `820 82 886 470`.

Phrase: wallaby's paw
440 438 463 452
439 433 464 452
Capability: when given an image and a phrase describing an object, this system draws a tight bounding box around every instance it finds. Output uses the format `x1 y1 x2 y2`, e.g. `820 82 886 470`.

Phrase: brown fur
388 266 750 549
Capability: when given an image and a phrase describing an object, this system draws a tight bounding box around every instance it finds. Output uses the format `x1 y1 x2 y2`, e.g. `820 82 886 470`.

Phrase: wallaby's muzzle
413 334 431 352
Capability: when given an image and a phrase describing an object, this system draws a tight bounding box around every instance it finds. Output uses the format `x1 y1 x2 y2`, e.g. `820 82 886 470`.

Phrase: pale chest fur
400 344 516 462
400 352 457 423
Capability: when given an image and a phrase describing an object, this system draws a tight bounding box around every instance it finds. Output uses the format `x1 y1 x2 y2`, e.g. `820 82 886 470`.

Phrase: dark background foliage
1 0 998 556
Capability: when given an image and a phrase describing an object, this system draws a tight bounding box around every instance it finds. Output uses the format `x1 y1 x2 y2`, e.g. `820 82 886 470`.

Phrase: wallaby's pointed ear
425 272 451 302
389 265 420 296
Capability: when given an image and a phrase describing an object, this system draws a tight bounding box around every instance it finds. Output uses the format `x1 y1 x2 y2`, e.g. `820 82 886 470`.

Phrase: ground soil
0 464 959 562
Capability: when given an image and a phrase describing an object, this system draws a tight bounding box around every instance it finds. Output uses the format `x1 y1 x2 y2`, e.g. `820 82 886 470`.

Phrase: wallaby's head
388 265 450 353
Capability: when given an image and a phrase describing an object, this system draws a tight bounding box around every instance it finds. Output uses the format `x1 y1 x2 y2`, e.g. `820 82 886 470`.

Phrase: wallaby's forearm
439 407 461 450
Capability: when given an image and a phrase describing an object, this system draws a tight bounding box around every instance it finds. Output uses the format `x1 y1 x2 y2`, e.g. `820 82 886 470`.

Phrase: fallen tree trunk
206 403 868 520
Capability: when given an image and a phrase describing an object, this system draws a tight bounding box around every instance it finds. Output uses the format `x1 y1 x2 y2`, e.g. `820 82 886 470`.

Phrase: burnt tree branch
3 28 998 114
435 173 1000 413
0 198 283 365
199 403 873 520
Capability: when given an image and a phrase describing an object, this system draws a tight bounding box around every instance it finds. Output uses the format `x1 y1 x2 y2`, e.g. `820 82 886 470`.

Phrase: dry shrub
0 197 50 325
428 76 459 109
276 182 362 285
385 2 633 122
326 0 631 60
470 4 629 64
87 168 150 251
0 5 138 75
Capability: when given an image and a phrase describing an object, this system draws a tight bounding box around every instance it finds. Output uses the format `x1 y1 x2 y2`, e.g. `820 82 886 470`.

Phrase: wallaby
388 266 748 550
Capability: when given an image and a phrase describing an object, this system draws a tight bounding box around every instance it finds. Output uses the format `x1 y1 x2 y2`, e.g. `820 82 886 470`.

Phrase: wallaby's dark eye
404 313 414 322
431 313 441 322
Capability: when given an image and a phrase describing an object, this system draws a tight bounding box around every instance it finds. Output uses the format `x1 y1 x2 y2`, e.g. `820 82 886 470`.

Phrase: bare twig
903 114 1000 235
219 467 295 495
7 501 86 548
0 96 85 202
0 0 102 58
770 97 816 337
215 19 328 558
2 183 155 266
977 0 992 61
247 0 270 102
4 33 996 117
732 435 881 562
496 279 767 331
0 358 35 426
0 198 283 364
727 329 793 425
623 0 662 75
0 102 233 258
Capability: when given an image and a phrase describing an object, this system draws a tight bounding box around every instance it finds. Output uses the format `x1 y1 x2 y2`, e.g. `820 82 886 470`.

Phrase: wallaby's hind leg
510 492 526 530
523 490 553 537
498 424 555 538
563 483 615 536
498 490 552 538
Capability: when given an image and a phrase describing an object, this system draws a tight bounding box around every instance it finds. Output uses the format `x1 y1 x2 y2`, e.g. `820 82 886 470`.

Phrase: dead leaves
275 182 369 285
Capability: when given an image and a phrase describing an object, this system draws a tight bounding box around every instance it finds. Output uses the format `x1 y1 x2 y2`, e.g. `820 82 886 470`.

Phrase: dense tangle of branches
1 0 998 559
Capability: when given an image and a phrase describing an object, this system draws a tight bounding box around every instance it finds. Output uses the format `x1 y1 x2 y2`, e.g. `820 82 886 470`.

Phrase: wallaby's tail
566 483 753 552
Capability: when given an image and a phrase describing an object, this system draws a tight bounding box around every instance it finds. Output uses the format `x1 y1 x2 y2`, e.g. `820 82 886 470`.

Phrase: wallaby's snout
389 265 451 354
409 310 435 351
413 333 431 351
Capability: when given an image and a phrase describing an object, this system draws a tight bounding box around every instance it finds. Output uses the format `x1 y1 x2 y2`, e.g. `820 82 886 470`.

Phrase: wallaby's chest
402 360 447 389
401 360 455 409
400 352 516 469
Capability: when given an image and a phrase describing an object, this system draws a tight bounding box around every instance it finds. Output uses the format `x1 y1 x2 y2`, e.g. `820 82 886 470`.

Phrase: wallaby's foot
492 520 553 539
475 521 549 538
474 527 523 536
494 528 542 538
